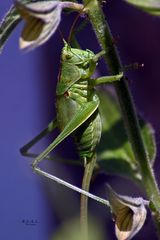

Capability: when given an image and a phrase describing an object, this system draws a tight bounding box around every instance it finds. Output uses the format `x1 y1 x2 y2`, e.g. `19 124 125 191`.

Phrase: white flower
15 0 83 51
107 185 148 240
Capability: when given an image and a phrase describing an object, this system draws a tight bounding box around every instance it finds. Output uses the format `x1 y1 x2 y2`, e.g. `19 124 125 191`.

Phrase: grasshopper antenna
68 13 82 44
58 29 66 43
68 4 87 45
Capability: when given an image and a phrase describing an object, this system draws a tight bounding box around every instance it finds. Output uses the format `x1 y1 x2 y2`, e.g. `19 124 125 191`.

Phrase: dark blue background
0 1 160 239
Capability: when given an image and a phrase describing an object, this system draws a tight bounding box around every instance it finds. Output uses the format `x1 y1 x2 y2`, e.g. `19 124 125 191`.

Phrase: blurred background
0 1 160 239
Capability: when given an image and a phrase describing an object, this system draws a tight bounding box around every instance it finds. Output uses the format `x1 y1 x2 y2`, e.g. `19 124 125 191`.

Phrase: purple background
0 0 160 239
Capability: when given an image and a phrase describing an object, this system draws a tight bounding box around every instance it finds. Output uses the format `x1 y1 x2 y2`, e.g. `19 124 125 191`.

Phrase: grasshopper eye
65 53 72 59
62 52 72 60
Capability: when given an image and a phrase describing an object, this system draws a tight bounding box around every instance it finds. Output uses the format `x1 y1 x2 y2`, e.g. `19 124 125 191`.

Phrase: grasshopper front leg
94 72 123 85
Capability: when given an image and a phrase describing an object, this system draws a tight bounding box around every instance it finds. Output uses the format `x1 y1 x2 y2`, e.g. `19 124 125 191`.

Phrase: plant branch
83 0 160 230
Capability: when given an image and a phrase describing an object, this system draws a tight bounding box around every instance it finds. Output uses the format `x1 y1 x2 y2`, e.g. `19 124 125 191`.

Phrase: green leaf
124 0 160 16
97 90 156 181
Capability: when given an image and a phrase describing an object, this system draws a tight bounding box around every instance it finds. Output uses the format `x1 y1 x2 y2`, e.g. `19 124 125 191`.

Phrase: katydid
20 41 123 235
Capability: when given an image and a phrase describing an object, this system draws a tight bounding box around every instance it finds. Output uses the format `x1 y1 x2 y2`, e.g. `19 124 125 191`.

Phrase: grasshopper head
61 42 98 78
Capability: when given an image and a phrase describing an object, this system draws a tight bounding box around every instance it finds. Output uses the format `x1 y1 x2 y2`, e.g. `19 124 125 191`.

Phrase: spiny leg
29 101 98 239
30 103 98 237
35 168 109 206
31 101 98 174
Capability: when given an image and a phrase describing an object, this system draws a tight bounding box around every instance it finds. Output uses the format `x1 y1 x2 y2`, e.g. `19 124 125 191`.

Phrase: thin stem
83 0 160 229
80 153 97 239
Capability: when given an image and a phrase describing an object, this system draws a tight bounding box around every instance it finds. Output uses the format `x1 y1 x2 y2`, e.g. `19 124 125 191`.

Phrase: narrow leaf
0 5 21 53
97 90 156 181
124 0 160 16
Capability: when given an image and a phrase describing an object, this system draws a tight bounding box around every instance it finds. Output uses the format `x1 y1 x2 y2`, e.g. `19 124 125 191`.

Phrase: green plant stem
83 0 160 230
80 153 97 239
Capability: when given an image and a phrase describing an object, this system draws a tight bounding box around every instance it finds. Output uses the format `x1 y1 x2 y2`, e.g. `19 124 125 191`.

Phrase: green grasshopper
21 41 123 171
20 40 123 230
